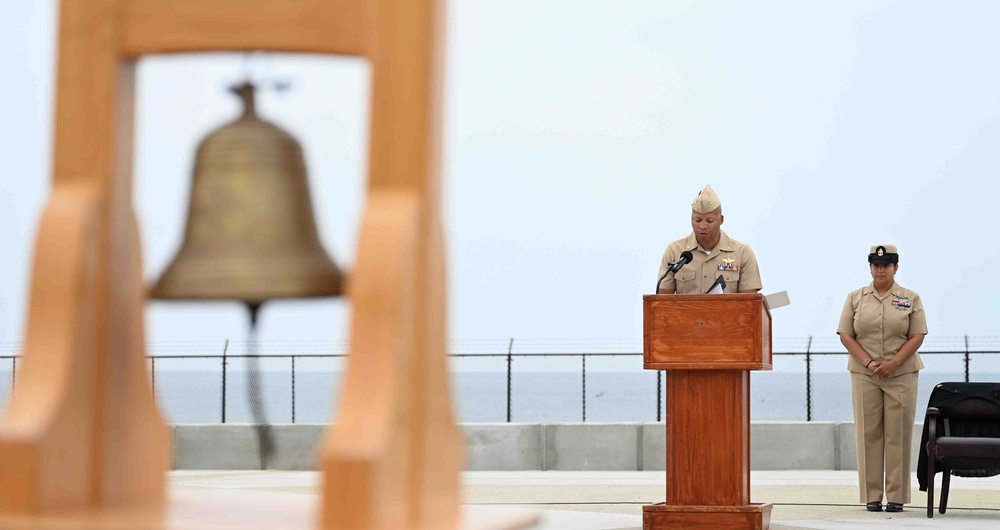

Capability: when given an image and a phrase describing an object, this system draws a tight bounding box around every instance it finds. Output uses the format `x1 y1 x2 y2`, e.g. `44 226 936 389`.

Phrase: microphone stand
655 269 674 294
655 251 694 293
656 259 685 293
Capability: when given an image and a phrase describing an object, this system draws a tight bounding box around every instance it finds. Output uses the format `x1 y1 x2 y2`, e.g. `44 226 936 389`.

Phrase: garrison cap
691 185 722 214
868 244 899 265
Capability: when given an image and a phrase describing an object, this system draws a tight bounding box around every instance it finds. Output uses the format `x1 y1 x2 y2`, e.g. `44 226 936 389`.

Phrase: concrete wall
170 422 926 471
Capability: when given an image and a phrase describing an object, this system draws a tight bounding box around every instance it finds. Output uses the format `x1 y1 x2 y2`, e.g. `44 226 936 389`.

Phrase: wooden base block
0 490 540 530
643 502 772 530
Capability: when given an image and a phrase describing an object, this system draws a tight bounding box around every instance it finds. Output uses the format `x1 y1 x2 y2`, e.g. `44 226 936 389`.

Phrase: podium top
642 293 764 300
642 293 772 370
643 293 774 322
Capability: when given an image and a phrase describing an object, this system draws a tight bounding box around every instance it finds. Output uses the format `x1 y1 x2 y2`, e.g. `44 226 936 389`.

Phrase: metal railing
2 336 1000 423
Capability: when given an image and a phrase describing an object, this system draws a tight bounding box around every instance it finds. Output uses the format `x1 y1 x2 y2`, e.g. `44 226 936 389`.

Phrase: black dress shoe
886 502 904 512
866 501 882 512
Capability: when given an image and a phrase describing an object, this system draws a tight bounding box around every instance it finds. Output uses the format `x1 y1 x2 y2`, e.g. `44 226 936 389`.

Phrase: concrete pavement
170 469 1000 529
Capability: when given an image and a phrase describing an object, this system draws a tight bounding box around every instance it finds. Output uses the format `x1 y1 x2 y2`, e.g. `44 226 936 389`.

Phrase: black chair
920 382 1000 518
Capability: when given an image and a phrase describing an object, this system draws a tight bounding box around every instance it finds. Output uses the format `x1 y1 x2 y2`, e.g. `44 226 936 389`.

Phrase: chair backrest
927 382 1000 436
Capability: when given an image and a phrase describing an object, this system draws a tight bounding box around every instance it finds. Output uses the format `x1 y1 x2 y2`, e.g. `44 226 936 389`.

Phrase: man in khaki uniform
657 185 762 294
837 244 927 513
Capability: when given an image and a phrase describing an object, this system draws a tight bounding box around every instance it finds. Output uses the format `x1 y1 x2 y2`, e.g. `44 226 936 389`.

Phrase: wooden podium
641 294 773 530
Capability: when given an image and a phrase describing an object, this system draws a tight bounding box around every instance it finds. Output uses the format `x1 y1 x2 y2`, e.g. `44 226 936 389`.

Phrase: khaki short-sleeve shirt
657 231 762 294
837 282 928 375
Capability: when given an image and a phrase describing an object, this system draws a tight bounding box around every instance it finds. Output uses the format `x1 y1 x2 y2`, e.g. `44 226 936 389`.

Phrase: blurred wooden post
0 0 170 513
0 1 535 529
641 294 774 530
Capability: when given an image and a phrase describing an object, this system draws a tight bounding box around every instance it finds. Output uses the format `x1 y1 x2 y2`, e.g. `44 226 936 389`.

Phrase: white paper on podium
765 290 790 309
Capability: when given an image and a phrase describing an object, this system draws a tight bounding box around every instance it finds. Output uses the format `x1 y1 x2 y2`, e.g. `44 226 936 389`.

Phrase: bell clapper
245 302 273 468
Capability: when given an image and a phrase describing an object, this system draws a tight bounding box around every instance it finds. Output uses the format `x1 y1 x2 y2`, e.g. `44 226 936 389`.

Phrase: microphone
668 250 694 274
655 250 694 293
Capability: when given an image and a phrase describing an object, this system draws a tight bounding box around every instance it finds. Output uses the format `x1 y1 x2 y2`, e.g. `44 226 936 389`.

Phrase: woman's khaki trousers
850 371 919 504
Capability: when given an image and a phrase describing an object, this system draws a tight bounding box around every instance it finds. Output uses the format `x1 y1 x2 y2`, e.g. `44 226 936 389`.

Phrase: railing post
964 335 970 383
656 371 662 422
581 355 587 423
151 357 156 397
291 356 296 424
506 338 513 423
10 356 16 396
805 336 813 422
221 339 229 423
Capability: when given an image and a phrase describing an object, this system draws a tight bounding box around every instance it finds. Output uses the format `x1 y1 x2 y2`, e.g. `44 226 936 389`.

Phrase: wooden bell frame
0 1 521 529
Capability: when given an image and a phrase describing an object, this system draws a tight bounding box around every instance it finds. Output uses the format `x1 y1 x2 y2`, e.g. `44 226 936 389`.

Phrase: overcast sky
3 1 1000 362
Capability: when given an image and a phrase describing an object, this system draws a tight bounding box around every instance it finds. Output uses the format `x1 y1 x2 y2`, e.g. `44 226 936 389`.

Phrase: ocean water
1 367 990 424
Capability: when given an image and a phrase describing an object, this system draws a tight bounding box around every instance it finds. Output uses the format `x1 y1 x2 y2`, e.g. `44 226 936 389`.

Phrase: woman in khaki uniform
837 244 927 513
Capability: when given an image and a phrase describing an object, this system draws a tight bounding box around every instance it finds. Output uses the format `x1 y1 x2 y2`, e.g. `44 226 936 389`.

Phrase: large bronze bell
152 82 344 304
